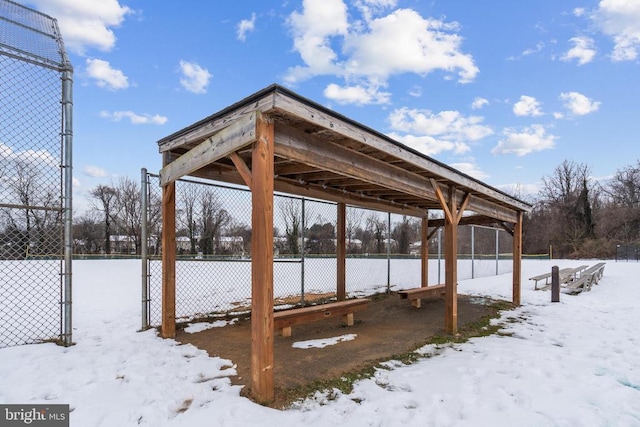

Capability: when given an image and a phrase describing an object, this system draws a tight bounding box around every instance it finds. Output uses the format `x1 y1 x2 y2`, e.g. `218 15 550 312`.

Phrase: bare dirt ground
177 292 502 405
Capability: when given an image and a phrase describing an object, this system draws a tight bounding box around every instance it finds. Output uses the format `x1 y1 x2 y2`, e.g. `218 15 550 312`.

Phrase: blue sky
25 0 640 213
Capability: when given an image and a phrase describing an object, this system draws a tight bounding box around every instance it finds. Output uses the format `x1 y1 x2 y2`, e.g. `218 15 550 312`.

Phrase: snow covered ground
1 259 639 426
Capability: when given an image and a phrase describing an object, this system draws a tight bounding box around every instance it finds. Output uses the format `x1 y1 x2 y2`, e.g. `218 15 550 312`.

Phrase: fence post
300 197 305 305
471 225 475 279
387 212 391 293
495 228 499 276
437 227 442 284
551 266 560 302
141 168 149 330
61 63 74 347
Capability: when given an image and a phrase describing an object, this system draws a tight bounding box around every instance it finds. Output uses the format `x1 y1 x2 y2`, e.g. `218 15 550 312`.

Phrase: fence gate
0 0 73 347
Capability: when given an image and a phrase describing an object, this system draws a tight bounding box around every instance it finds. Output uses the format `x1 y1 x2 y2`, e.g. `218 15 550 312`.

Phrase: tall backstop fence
0 0 73 347
141 170 513 329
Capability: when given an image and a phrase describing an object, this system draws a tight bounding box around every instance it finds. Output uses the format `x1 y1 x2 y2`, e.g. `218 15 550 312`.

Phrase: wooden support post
444 192 458 335
337 202 346 301
250 113 275 404
161 181 176 338
512 211 523 306
421 216 429 288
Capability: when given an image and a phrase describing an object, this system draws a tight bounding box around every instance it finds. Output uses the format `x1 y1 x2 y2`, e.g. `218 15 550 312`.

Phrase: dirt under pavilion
154 84 532 404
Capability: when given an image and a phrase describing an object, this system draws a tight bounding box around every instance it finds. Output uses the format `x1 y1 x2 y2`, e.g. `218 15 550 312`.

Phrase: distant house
110 235 136 254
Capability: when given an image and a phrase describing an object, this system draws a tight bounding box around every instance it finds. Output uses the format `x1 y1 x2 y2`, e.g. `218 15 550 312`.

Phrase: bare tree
198 188 230 255
114 177 143 254
601 161 640 243
346 206 364 253
278 197 303 255
536 160 598 257
90 184 117 254
178 185 199 254
365 212 387 254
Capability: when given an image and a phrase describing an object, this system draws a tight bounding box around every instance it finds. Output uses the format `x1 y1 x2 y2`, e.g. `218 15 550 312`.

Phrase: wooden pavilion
156 84 532 403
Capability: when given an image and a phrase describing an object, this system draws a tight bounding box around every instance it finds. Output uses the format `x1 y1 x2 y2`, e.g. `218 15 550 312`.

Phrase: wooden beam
188 163 428 217
421 216 428 288
158 94 275 153
337 202 346 300
159 113 257 186
456 192 471 223
431 179 453 223
250 113 275 404
229 152 252 189
161 181 176 338
274 123 519 221
512 211 523 306
444 187 458 335
274 90 532 212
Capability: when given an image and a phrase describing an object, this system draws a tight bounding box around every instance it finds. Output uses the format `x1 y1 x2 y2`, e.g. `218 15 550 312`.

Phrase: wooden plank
250 113 275 404
187 162 429 217
158 94 275 153
274 123 518 222
421 216 428 288
398 284 445 299
159 113 257 186
161 181 176 338
512 210 523 306
229 151 252 189
273 90 532 212
273 299 369 330
431 179 453 223
337 202 346 301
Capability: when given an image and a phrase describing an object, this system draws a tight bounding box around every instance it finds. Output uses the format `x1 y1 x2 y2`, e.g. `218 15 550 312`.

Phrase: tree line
3 159 638 259
524 159 640 258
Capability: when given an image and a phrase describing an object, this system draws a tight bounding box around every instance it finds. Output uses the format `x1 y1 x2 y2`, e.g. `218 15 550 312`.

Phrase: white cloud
179 61 212 94
450 162 489 180
561 36 596 65
513 95 543 117
285 2 478 105
408 86 422 97
343 9 478 83
285 0 349 83
324 83 390 105
592 0 640 61
237 13 256 41
99 110 168 125
492 125 557 156
471 97 489 110
387 107 492 156
574 8 586 17
387 133 470 157
559 92 601 115
30 0 132 55
83 165 107 178
86 58 129 90
553 111 565 119
522 42 545 56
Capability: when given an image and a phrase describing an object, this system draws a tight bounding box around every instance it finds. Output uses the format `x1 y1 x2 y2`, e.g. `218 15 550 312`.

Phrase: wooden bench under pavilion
155 84 532 404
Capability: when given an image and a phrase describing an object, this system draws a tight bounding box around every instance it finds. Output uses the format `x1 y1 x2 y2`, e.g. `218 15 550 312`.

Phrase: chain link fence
0 0 73 347
616 245 639 262
141 171 513 328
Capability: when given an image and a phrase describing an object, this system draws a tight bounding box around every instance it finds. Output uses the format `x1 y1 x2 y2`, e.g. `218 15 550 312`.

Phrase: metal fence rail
0 0 73 347
141 170 513 328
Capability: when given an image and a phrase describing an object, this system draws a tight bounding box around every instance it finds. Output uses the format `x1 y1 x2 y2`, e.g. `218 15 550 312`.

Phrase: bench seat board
398 284 446 300
273 299 369 330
